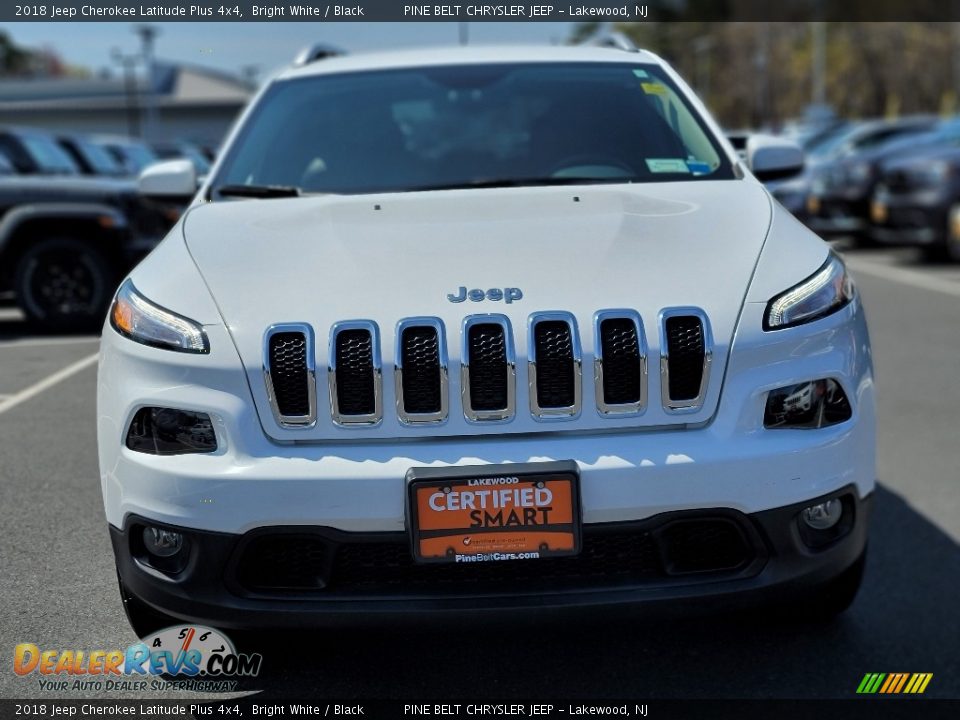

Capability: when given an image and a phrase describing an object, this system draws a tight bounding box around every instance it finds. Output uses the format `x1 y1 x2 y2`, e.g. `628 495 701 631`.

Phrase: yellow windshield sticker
641 82 668 96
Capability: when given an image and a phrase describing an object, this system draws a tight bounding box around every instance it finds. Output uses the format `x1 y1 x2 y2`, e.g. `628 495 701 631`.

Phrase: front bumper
112 487 871 628
805 196 869 236
99 284 876 627
869 194 947 247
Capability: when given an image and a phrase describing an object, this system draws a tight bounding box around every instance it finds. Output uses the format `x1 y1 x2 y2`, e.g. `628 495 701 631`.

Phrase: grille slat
664 315 707 405
468 323 508 411
400 327 441 414
598 317 643 407
331 323 381 424
533 320 577 411
396 320 447 423
265 326 316 426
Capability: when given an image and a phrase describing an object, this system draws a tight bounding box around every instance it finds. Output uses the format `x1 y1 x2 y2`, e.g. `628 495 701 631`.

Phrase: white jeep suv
97 45 875 634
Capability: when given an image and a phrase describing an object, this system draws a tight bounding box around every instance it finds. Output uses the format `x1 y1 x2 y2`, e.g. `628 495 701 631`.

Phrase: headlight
908 160 952 187
764 254 854 330
110 279 209 353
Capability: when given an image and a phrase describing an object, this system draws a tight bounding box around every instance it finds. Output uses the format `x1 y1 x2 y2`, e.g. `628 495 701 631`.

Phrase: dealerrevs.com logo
14 625 262 693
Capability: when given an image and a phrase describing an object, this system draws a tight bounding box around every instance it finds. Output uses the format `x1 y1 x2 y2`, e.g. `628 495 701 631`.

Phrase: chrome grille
395 318 448 424
461 315 515 422
329 321 382 426
528 312 581 419
263 308 714 429
660 309 712 411
263 324 317 427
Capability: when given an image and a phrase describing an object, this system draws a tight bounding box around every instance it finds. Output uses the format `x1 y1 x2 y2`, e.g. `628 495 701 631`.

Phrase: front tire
14 237 114 331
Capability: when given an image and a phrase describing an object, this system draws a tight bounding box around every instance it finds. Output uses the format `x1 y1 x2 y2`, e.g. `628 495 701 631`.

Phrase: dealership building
0 62 253 149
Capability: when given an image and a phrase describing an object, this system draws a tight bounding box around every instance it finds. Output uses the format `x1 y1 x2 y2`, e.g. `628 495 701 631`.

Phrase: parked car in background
0 174 182 329
766 121 853 217
151 140 212 175
58 134 128 178
871 143 960 261
0 127 81 176
804 116 939 240
91 135 160 175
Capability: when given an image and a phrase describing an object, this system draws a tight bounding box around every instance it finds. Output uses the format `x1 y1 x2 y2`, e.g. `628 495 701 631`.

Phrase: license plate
406 462 581 564
871 200 888 224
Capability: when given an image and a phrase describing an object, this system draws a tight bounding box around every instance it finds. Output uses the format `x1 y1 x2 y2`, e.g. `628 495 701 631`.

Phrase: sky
3 22 577 80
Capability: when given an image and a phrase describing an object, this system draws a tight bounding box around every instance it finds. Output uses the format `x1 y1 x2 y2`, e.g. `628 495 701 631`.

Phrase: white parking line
0 352 99 417
845 255 960 299
0 336 100 349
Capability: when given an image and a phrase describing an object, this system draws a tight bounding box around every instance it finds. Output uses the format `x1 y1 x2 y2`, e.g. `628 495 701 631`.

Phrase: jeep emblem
447 286 523 304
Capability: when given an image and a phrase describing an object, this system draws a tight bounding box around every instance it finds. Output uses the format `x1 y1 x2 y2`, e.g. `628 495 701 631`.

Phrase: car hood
0 174 138 200
881 143 960 172
183 181 772 441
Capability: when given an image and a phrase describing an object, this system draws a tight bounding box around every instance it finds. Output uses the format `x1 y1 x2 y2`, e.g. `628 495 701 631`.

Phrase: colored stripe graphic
858 673 933 694
893 673 910 693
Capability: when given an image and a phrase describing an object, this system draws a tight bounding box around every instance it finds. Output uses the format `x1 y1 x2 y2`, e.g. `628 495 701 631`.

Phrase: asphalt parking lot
1 245 958 702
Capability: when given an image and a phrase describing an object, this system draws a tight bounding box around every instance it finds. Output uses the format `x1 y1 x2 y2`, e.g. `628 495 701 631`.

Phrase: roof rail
589 31 639 53
293 43 347 67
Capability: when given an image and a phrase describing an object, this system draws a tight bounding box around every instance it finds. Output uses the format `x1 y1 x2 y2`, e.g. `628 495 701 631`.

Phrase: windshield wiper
406 176 641 192
216 184 302 198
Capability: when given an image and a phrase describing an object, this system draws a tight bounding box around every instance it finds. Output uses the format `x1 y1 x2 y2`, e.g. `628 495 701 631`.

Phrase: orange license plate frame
407 462 581 565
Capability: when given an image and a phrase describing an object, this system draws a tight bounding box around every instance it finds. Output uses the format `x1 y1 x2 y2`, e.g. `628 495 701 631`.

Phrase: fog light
143 527 184 558
801 499 843 530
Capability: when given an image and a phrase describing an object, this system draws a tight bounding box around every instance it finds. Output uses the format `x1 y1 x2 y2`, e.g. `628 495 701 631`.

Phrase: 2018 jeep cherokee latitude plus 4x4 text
98 46 875 634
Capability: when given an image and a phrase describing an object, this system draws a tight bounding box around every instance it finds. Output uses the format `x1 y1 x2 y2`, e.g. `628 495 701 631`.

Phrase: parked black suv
0 172 181 329
804 117 939 240
871 143 960 261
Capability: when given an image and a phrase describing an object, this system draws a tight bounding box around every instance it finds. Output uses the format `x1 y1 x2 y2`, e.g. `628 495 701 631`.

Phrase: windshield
803 124 850 157
75 138 125 175
104 142 158 173
182 145 212 174
212 62 734 197
21 134 79 174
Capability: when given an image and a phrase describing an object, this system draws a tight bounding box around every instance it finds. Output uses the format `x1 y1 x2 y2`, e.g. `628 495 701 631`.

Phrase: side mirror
746 135 805 182
138 160 197 200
